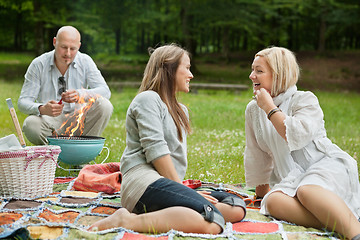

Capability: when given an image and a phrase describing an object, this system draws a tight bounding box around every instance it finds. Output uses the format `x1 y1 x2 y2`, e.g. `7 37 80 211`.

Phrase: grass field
0 51 359 183
0 79 359 183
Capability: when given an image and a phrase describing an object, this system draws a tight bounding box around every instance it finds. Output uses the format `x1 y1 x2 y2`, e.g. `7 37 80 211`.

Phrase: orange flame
56 94 100 137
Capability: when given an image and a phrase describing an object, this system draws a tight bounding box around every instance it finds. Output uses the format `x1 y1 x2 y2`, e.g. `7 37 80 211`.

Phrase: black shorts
133 178 246 231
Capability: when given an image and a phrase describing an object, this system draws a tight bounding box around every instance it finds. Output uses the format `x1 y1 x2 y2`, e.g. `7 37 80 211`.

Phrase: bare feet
88 208 132 231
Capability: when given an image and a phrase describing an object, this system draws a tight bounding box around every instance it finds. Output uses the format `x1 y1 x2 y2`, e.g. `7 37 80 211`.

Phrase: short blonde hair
255 46 299 96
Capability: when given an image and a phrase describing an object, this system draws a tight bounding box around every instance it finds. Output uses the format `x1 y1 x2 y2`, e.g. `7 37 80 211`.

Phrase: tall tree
1 0 360 54
0 0 33 51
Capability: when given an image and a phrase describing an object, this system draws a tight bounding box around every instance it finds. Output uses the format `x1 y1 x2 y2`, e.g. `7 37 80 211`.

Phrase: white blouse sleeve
285 91 325 151
244 103 274 188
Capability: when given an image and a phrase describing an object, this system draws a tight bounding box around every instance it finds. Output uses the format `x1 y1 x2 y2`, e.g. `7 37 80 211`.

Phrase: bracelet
267 107 281 120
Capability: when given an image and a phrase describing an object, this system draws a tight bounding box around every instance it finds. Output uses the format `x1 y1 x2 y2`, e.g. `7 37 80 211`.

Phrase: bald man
18 26 113 145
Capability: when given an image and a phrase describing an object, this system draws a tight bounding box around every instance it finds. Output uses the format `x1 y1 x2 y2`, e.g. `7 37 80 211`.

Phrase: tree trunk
14 11 22 51
180 1 195 54
221 26 230 63
180 1 197 72
115 28 121 55
318 14 326 52
216 27 221 53
242 30 248 51
33 0 45 55
163 0 169 43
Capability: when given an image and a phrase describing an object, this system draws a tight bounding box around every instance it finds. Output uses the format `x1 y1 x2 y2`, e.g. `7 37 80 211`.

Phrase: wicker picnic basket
0 145 61 198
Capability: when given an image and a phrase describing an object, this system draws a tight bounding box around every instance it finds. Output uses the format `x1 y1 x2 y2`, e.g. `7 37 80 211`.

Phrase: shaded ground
296 51 360 92
1 51 359 93
191 50 360 93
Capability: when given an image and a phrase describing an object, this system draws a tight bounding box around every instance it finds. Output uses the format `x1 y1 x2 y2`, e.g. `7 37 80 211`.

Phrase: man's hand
39 100 64 116
61 89 79 103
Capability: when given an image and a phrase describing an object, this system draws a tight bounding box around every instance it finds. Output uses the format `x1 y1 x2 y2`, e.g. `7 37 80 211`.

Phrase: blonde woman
89 44 246 234
244 46 360 239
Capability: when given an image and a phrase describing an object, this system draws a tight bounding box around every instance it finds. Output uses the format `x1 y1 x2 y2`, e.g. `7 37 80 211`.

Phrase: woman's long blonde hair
255 46 300 96
139 44 191 141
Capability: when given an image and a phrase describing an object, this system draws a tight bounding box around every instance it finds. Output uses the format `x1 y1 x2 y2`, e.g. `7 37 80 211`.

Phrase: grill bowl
47 136 105 165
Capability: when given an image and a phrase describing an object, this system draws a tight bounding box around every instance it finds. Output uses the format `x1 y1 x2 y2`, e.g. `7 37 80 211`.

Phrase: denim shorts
133 178 246 231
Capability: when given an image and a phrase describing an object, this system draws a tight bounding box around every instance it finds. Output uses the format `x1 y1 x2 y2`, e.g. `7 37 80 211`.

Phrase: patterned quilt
0 179 339 239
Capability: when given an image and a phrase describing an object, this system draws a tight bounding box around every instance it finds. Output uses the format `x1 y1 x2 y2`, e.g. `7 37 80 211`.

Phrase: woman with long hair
89 44 246 234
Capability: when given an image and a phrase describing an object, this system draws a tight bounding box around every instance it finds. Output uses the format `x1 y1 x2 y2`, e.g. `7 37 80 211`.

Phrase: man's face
53 32 81 67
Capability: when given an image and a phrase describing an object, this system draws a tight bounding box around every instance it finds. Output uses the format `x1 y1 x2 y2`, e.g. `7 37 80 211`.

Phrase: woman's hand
255 88 276 114
255 88 287 140
197 191 219 205
255 184 270 199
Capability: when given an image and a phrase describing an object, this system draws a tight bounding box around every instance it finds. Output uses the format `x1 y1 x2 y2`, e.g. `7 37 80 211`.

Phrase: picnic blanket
0 179 339 239
72 162 122 194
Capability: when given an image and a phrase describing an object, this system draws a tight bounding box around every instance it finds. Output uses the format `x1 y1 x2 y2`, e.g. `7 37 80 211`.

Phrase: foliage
0 0 360 56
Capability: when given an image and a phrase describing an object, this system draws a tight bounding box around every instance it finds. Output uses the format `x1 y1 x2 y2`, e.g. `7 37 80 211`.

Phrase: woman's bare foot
88 208 133 231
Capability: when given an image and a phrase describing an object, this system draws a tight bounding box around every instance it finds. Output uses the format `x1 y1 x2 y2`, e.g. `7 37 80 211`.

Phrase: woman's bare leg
214 203 245 223
88 207 222 234
266 191 323 229
296 185 360 239
266 186 360 239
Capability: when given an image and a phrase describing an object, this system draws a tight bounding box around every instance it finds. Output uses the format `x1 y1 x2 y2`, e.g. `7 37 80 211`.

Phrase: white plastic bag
0 134 22 152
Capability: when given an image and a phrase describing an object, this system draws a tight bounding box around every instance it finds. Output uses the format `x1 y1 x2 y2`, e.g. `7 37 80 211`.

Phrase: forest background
0 0 359 181
1 0 360 91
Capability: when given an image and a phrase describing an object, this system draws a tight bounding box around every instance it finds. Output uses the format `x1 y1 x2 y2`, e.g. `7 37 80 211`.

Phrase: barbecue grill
47 136 105 165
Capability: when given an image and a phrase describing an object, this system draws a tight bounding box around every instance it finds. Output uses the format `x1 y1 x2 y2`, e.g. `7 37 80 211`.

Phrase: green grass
1 80 359 183
0 52 35 64
0 52 34 82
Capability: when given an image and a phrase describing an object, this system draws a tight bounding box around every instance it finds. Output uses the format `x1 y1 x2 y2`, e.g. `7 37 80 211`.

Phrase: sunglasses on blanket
243 198 262 208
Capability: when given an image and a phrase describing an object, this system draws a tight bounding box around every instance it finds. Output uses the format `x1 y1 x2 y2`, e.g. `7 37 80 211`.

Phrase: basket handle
24 149 60 170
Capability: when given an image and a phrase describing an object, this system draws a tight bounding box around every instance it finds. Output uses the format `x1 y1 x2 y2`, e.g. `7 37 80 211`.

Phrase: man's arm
76 53 111 99
18 61 43 115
